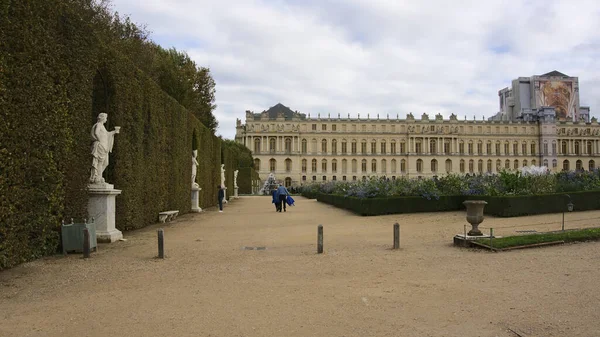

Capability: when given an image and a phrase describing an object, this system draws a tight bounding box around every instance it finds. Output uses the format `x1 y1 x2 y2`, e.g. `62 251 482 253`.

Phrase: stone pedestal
191 186 202 212
88 185 122 243
234 187 239 198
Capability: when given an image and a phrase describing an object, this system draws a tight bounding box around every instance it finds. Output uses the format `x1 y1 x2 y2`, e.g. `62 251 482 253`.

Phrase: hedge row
314 191 600 217
0 0 252 269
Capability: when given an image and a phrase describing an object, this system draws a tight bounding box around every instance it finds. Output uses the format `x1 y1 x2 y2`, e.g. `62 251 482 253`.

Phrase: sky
110 0 600 139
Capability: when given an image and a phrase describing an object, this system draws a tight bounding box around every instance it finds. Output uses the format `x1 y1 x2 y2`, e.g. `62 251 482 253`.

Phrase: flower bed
300 169 600 216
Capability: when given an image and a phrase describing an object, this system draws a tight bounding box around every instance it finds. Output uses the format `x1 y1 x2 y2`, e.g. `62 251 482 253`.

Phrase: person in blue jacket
271 188 280 212
276 183 289 212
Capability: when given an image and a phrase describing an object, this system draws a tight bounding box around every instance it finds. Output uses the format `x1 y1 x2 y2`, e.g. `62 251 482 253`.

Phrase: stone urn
463 200 487 236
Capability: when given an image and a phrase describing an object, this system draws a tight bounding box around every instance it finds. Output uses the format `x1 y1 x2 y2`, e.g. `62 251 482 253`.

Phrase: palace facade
235 71 600 187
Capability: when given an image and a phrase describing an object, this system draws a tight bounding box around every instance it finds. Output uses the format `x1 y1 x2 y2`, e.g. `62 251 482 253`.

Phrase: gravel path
1 196 599 337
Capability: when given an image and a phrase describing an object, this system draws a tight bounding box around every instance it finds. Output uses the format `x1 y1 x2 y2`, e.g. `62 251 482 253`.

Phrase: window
444 142 451 154
445 159 452 173
486 143 491 154
321 139 327 153
544 143 548 155
401 159 406 173
371 141 377 154
301 139 307 154
561 141 567 154
416 159 423 173
514 160 519 170
361 159 367 173
530 143 536 155
321 159 327 172
352 176 357 181
495 143 500 155
332 139 337 154
391 159 397 173
430 140 437 154
323 176 327 181
322 124 326 131
400 142 406 154
381 141 387 154
285 158 292 172
589 160 595 171
332 159 337 173
254 138 261 153
269 158 276 172
460 159 465 173
301 159 307 173
332 176 337 181
513 143 518 155
342 159 347 173
588 141 593 155
254 158 261 171
361 140 367 154
504 143 509 154
285 138 292 153
371 159 377 172
431 159 438 173
381 159 387 173
469 160 474 173
478 159 483 173
552 142 557 154
312 176 316 181
311 159 317 172
351 140 357 154
575 141 580 155
332 125 337 131
341 140 347 154
487 159 492 173
468 143 473 155
576 160 582 171
352 159 357 173
390 141 396 154
522 143 527 155
312 124 317 130
416 141 422 154
302 175 306 181
563 160 570 171
543 159 548 167
552 159 557 168
477 142 482 155
269 138 276 152
459 142 465 154
342 176 346 181
505 159 509 169
496 159 501 171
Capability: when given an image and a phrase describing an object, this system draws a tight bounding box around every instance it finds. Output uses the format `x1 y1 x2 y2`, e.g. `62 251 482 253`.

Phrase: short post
157 228 165 259
562 212 565 231
317 224 323 254
393 223 400 249
489 228 493 249
83 228 90 259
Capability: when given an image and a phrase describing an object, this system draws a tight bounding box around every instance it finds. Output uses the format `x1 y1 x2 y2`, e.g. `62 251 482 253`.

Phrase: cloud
110 0 600 139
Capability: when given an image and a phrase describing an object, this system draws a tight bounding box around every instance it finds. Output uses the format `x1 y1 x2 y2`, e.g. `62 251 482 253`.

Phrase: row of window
254 138 596 156
256 158 597 174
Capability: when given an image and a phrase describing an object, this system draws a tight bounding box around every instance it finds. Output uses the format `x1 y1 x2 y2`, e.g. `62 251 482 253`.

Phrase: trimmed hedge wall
236 167 261 194
315 191 600 217
0 1 247 269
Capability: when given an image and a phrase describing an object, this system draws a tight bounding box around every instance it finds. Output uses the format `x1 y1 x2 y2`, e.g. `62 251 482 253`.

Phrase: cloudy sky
110 0 600 139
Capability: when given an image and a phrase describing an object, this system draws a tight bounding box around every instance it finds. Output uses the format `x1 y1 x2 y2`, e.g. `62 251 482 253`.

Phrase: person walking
271 188 280 212
217 185 224 212
276 183 289 212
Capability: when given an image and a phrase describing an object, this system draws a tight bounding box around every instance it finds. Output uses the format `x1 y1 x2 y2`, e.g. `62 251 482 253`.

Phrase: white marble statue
89 113 120 185
192 150 199 188
234 170 239 188
220 164 226 187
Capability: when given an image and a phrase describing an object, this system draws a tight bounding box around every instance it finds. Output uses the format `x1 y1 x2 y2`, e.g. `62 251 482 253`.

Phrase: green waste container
61 219 97 254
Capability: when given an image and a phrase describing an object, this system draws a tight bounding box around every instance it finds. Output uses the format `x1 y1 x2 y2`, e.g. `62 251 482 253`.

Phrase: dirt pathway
1 196 599 337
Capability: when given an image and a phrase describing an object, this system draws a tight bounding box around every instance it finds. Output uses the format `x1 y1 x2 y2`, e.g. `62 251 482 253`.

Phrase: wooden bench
158 210 179 223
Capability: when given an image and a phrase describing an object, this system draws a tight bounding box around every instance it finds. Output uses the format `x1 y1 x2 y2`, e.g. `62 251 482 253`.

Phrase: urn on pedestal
463 200 487 236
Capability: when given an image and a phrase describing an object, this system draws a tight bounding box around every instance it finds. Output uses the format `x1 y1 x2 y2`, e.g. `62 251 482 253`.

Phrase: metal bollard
393 223 400 249
83 228 90 259
157 228 165 259
317 225 323 254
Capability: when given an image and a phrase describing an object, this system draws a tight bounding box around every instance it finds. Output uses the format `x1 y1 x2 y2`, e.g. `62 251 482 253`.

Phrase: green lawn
475 227 600 250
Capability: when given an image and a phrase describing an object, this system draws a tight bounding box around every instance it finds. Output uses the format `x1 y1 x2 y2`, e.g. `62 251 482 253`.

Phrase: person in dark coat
276 183 289 212
271 188 280 212
217 185 224 212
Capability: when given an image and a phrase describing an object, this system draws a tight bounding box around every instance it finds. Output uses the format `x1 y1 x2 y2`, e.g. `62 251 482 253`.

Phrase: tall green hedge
314 191 600 217
0 0 242 269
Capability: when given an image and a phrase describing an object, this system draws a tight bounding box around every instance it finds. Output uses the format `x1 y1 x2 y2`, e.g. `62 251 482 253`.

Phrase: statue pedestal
234 187 239 198
191 186 202 212
88 185 122 243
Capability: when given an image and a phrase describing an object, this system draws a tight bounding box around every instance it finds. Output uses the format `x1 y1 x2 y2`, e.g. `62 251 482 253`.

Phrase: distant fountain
259 173 278 195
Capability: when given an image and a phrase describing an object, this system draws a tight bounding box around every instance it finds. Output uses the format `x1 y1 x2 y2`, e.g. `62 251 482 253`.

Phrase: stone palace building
235 71 599 187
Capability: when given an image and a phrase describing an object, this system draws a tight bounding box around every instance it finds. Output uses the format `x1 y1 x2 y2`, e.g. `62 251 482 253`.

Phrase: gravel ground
1 196 600 337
